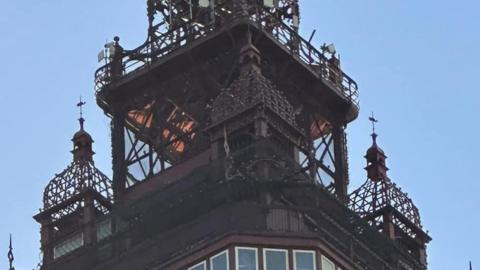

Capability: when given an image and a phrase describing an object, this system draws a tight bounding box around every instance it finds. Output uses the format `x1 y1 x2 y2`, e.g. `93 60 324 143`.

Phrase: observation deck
94 0 359 121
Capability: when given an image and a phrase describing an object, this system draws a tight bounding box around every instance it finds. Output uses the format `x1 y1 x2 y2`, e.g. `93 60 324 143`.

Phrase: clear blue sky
0 1 478 269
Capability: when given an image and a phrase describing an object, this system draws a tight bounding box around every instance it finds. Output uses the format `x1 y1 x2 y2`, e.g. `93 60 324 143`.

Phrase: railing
94 0 359 108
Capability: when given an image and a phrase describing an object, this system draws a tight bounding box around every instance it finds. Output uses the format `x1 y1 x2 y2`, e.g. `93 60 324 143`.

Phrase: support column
332 122 349 204
110 36 124 81
83 195 96 246
40 221 54 264
111 109 127 202
382 209 396 240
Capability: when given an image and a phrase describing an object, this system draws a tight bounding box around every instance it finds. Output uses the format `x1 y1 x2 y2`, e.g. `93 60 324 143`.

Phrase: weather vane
77 97 86 130
368 112 378 134
8 234 14 270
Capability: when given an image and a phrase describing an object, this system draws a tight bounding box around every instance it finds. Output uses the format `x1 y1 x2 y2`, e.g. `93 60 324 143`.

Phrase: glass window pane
321 256 335 270
189 262 206 270
265 250 287 270
294 251 315 270
96 218 112 241
237 248 258 270
211 251 229 270
53 233 84 259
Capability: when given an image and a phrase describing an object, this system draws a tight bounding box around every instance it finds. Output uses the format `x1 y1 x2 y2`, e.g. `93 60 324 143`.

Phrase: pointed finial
8 234 14 270
77 97 86 130
239 29 262 74
368 112 379 144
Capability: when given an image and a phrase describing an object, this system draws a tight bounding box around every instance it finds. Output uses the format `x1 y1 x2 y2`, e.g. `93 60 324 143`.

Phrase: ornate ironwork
43 160 113 221
94 0 358 108
349 131 424 239
120 91 208 185
299 122 336 190
210 69 296 127
203 35 351 197
124 128 170 186
349 177 423 231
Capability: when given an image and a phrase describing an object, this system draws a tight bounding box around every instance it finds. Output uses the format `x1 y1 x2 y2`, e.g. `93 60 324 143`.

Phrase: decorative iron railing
94 0 359 108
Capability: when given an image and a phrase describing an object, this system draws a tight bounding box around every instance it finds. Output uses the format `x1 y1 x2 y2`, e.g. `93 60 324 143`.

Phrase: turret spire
364 114 388 182
7 234 14 270
72 98 94 162
349 115 431 266
238 30 262 74
368 112 378 144
77 96 86 130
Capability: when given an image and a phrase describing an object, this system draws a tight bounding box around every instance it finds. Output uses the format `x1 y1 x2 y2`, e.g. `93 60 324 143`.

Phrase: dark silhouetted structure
35 1 430 270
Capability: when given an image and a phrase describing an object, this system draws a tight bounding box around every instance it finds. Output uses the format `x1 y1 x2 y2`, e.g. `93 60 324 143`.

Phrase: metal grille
94 0 358 108
43 161 113 220
349 178 423 234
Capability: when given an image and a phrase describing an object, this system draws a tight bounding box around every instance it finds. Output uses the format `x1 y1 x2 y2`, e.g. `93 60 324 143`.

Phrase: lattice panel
125 128 166 186
349 178 423 230
43 161 113 221
123 96 203 184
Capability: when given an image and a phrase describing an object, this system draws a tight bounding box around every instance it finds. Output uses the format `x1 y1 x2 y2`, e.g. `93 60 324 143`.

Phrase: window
236 247 258 270
293 250 316 270
264 249 288 270
96 218 112 241
188 261 206 270
53 233 84 259
321 256 335 270
211 250 229 270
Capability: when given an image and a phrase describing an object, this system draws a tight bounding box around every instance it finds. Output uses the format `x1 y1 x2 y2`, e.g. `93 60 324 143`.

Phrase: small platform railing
94 0 358 108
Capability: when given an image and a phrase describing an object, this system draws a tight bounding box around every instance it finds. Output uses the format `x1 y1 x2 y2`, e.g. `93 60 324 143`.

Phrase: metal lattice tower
33 1 430 270
95 0 359 202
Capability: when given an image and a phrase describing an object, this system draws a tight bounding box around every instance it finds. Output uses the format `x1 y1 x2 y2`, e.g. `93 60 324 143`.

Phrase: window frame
188 260 207 270
53 232 84 259
96 218 112 242
235 247 259 270
320 255 335 270
292 250 317 270
210 249 230 270
263 248 289 270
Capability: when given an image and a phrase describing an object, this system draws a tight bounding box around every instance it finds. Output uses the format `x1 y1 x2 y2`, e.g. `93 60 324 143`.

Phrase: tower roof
210 34 296 128
349 176 422 229
366 133 385 157
39 103 112 221
72 128 93 141
349 121 426 238
210 70 296 126
43 160 113 214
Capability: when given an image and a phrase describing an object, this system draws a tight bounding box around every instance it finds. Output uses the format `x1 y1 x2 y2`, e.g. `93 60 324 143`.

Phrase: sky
0 1 478 269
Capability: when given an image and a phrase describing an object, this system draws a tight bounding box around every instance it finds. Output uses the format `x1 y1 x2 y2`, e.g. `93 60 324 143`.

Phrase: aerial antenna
307 29 316 44
321 43 336 55
77 97 86 130
8 234 14 270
